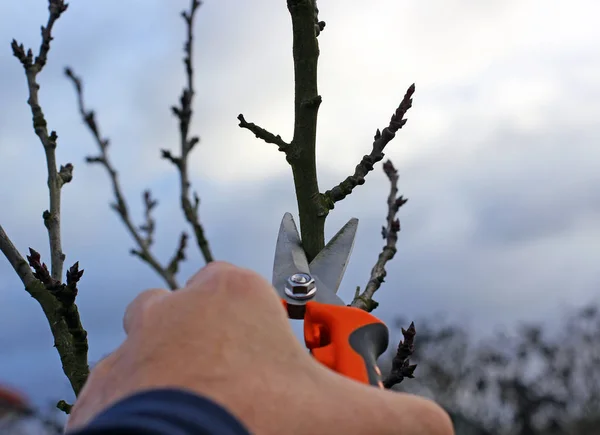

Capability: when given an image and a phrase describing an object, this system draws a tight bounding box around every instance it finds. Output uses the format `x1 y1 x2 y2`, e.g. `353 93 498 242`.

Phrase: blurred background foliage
382 300 600 434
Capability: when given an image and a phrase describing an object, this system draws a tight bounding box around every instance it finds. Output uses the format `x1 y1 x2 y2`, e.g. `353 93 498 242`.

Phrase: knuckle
124 288 169 333
224 266 269 294
204 260 236 273
184 262 279 307
214 266 276 304
185 261 236 288
201 261 263 287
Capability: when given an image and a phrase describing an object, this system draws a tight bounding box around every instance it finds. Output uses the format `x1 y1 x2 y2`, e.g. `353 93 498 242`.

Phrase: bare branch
11 0 71 282
276 0 328 261
64 68 180 290
351 159 407 310
238 114 291 153
323 84 415 209
162 0 214 264
347 158 415 388
384 322 417 388
7 0 90 401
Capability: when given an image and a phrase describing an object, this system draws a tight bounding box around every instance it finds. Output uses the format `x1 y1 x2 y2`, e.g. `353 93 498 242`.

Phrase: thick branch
324 84 415 208
286 0 327 261
162 0 213 264
351 159 408 311
237 114 290 153
11 0 71 282
64 69 183 290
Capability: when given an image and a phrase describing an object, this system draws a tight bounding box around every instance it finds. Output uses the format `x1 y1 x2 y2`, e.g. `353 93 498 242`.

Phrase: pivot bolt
285 273 317 300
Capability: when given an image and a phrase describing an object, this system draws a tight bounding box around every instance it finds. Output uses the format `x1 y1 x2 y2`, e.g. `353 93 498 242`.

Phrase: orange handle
301 301 389 387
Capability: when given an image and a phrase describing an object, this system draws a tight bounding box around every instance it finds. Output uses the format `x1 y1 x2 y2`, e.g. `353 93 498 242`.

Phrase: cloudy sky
1 0 598 410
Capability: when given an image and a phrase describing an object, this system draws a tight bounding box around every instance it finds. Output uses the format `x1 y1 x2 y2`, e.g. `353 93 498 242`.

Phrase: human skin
66 261 454 435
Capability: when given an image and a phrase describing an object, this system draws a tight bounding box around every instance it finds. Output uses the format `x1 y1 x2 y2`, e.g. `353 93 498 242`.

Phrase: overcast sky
1 0 599 410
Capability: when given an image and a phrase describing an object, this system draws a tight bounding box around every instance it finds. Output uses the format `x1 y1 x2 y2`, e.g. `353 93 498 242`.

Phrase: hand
66 261 454 435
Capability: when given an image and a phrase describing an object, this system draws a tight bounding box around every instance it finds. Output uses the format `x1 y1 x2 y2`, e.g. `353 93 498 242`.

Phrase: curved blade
309 217 358 296
272 212 310 299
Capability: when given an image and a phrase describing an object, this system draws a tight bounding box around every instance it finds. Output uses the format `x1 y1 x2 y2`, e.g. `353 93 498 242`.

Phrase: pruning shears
272 213 389 388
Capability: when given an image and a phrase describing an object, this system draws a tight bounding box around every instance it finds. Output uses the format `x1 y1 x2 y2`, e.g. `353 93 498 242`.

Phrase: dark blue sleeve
68 388 250 435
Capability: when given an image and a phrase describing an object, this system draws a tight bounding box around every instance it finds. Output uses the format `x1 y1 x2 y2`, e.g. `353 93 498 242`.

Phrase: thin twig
347 159 415 388
351 159 408 311
237 114 290 153
11 0 71 282
323 84 415 209
162 0 213 264
64 68 184 290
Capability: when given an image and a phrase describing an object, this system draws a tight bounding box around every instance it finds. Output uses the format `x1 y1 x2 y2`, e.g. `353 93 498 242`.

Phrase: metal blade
272 212 310 299
309 217 358 295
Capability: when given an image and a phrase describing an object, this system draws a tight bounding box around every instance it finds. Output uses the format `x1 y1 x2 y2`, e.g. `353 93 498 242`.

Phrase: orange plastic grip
301 301 389 387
